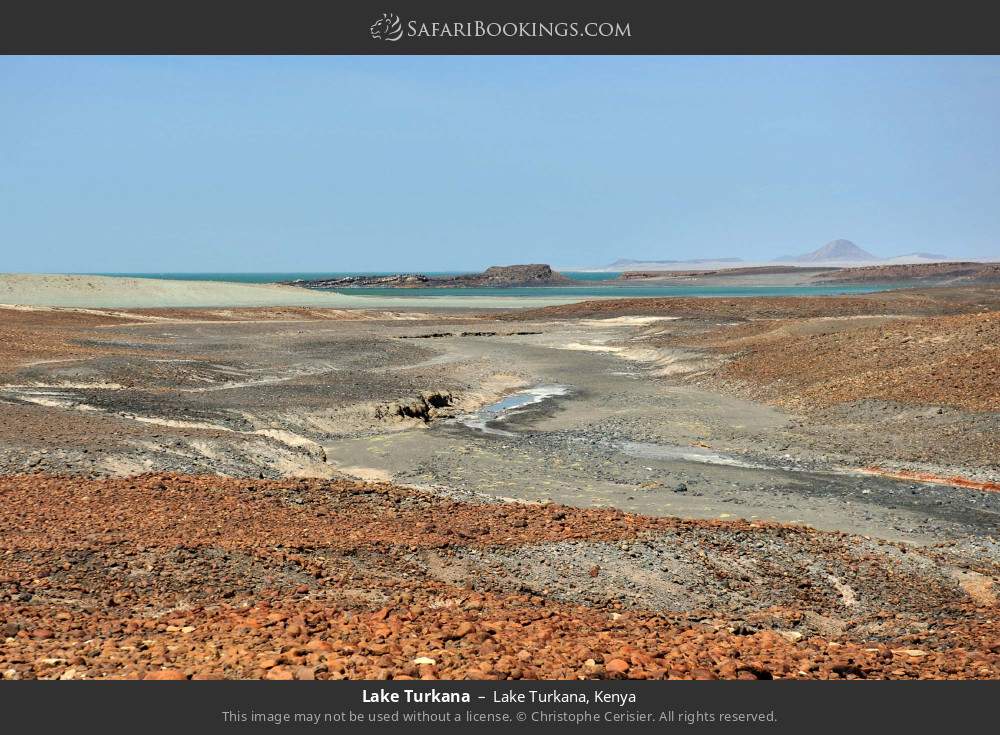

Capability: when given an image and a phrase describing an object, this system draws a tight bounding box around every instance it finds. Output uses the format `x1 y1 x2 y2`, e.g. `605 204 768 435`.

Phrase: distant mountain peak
780 239 878 263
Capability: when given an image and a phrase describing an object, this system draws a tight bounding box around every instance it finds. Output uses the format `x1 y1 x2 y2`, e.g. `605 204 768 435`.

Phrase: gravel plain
0 287 997 679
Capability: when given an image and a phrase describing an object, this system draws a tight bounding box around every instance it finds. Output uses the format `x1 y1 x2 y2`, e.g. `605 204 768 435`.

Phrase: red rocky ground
1 474 997 680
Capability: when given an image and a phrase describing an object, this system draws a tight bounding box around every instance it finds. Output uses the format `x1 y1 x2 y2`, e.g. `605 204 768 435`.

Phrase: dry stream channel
2 312 997 550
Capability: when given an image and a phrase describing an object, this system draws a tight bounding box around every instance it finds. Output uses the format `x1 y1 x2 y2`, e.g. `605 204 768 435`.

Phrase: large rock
143 669 188 680
472 264 571 286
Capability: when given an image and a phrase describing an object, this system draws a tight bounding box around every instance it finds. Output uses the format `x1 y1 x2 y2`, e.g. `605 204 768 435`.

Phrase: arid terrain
607 261 1000 288
815 261 1000 284
1 284 998 680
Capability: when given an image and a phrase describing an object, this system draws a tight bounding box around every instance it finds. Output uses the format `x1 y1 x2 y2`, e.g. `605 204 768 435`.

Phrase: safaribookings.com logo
370 13 631 42
370 13 403 41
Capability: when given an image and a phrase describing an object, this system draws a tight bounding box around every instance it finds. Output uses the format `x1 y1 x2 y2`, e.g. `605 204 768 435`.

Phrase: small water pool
456 385 570 435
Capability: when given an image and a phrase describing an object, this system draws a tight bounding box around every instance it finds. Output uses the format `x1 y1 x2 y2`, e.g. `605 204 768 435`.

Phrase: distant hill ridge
816 261 1000 284
609 257 743 267
586 242 961 271
606 242 887 268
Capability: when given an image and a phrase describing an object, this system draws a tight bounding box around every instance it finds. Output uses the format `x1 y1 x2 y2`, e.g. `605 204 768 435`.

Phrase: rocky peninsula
284 264 574 289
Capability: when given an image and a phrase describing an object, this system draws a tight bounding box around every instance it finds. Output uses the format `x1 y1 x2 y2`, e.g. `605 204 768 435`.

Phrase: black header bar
3 0 1000 54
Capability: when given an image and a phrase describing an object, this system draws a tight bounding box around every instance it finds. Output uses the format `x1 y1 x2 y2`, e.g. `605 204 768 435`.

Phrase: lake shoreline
0 273 902 310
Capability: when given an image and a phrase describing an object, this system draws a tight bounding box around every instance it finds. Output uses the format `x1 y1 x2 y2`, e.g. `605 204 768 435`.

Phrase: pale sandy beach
0 274 584 310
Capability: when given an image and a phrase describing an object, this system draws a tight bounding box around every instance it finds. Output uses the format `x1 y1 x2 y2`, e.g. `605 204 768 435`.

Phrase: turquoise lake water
94 272 897 299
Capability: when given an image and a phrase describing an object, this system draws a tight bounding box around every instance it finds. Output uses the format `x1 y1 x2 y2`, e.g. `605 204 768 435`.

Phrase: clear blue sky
2 56 998 272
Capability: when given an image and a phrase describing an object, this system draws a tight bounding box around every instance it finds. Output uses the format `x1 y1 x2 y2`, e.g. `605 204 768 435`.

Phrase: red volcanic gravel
0 474 997 680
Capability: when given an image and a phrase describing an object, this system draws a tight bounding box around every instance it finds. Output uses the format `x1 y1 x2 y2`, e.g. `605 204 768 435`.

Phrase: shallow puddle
455 384 570 435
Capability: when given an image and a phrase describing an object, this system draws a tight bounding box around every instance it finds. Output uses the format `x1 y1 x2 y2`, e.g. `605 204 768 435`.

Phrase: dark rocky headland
284 264 574 289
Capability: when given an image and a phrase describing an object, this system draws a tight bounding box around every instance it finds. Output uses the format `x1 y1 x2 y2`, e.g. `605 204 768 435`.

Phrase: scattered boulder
605 658 630 674
143 669 188 680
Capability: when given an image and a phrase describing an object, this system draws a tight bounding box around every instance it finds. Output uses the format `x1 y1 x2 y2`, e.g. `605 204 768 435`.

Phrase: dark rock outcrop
284 264 572 289
284 274 431 288
375 391 456 422
463 264 571 286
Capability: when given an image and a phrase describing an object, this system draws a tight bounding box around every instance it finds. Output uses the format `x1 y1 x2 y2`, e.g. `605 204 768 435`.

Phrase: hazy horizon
3 56 999 272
